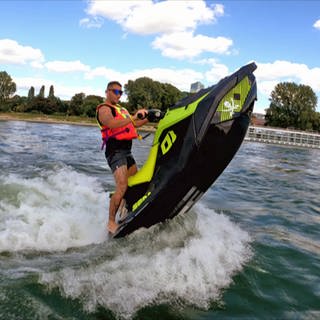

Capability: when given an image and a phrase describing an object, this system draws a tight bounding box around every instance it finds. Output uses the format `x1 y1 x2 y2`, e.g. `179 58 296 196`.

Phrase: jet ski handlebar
137 109 165 122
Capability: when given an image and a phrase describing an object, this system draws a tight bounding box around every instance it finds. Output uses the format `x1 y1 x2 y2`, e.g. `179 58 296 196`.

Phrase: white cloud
86 1 222 34
86 1 145 28
79 17 104 29
126 67 203 92
204 61 229 83
255 60 320 89
255 60 320 111
257 80 278 98
313 19 320 30
122 1 219 35
13 77 52 91
255 60 309 81
53 84 100 99
0 39 44 66
0 39 91 73
301 67 320 91
13 76 100 100
84 0 227 59
86 60 320 100
86 66 203 92
85 66 123 81
152 32 232 59
45 60 91 73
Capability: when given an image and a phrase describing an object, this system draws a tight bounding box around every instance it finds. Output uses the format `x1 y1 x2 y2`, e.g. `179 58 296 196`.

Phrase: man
96 81 149 234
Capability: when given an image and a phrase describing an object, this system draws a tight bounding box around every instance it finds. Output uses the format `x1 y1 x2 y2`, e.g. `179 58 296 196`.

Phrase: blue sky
1 0 320 114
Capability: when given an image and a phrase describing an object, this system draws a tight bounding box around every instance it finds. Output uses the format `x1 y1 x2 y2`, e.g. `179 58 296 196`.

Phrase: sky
1 0 320 114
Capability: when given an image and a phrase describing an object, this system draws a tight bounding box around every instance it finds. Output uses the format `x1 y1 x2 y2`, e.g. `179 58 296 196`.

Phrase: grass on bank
0 112 157 131
0 112 96 125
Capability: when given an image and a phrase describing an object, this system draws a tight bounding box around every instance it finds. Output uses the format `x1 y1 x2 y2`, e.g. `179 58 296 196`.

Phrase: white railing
245 126 320 149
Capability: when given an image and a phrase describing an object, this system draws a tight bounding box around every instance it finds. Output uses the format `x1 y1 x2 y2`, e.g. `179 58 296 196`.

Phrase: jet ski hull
113 63 257 238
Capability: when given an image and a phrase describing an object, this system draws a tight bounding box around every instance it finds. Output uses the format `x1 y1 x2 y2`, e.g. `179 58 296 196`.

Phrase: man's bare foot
107 220 119 234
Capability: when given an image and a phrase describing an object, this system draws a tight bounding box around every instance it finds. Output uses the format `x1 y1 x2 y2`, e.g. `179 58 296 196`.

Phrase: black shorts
106 149 136 173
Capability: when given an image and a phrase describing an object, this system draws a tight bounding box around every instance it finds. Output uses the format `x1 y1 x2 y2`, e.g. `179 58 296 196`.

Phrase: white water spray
0 166 107 252
40 204 252 319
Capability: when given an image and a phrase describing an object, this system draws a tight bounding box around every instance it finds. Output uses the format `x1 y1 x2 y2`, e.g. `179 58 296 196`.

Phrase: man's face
106 84 123 104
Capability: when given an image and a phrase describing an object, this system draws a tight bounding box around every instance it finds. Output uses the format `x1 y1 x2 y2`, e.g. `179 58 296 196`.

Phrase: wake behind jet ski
113 62 257 238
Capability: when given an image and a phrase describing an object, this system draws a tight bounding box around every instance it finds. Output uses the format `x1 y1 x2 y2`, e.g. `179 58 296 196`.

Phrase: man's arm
134 116 149 127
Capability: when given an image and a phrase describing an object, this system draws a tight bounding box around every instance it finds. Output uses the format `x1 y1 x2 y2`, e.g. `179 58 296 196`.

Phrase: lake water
0 120 319 319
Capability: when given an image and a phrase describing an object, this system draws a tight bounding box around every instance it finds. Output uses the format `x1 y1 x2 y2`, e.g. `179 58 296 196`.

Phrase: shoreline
0 113 95 127
0 112 156 132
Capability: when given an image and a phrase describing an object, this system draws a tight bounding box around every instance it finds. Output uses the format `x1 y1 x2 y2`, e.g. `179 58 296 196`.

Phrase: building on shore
251 113 266 126
190 81 204 93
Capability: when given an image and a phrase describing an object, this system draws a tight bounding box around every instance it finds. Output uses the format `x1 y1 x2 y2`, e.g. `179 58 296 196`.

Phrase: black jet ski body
113 63 257 238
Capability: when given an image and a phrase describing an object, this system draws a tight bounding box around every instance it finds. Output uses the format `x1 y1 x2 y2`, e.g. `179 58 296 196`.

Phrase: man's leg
128 163 138 177
115 163 139 224
108 165 128 233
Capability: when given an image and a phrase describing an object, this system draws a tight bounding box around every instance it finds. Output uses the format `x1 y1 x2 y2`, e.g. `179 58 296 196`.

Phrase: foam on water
0 157 253 318
0 166 107 252
40 204 252 319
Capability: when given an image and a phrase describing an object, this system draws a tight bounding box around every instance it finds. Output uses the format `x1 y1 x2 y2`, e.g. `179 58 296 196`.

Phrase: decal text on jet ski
132 191 151 211
161 130 176 155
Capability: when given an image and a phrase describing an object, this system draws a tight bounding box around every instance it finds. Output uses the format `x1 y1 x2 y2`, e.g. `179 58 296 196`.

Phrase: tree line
1 70 320 131
0 71 186 118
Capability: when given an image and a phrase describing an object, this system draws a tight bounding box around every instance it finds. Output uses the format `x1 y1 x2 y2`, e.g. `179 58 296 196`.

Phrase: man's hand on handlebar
132 108 148 122
132 108 165 123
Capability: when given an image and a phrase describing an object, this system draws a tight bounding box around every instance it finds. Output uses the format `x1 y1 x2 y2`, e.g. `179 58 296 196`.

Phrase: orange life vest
96 103 138 149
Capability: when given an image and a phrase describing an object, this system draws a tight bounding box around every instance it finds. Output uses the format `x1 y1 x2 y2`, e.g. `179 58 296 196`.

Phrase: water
0 120 319 320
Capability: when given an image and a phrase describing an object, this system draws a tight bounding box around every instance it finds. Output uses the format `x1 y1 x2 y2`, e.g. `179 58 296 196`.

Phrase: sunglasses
108 89 123 96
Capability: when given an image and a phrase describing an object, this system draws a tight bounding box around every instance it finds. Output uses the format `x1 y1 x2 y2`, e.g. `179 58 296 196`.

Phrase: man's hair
107 81 122 89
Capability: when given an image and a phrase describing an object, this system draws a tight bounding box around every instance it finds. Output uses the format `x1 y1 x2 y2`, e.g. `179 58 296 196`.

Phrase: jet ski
113 62 257 238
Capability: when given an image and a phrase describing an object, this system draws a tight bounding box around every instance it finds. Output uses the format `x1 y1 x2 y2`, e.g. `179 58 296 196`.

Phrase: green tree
125 77 159 110
48 85 55 99
11 95 28 112
1 94 26 112
27 96 46 113
68 92 85 116
312 112 320 132
28 97 57 114
55 98 68 114
27 86 35 101
81 95 103 117
124 77 183 111
265 82 318 130
0 71 16 104
161 83 184 109
38 85 45 98
46 85 61 114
